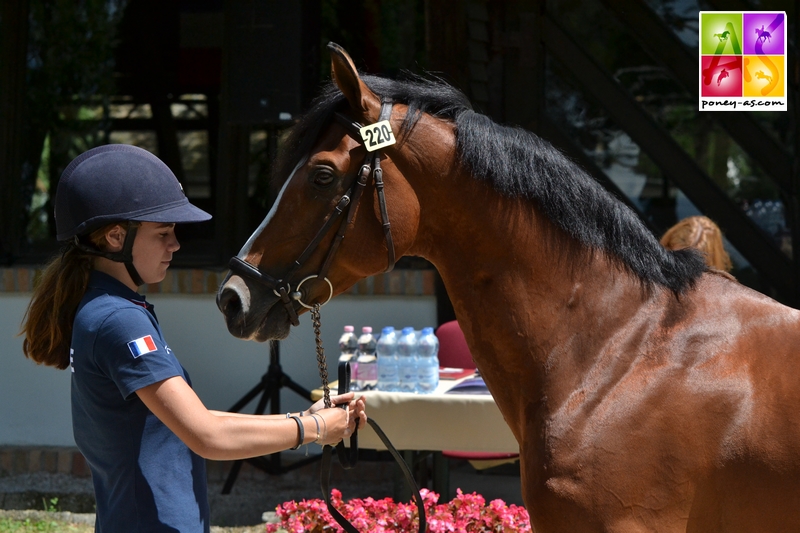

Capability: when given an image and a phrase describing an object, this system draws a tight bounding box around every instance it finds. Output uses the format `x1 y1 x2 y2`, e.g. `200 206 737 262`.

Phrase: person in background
19 144 367 533
660 215 733 272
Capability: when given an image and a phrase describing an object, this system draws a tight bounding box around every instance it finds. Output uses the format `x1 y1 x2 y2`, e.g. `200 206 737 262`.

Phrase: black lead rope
332 361 359 468
320 361 427 533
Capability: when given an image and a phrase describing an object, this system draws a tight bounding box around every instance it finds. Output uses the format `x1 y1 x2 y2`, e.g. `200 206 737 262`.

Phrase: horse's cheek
376 179 421 251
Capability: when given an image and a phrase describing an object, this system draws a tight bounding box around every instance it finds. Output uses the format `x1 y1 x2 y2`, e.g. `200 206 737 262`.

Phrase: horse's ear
328 42 379 118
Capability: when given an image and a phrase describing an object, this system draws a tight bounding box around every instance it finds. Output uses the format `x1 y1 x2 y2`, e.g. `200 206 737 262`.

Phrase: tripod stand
221 340 321 494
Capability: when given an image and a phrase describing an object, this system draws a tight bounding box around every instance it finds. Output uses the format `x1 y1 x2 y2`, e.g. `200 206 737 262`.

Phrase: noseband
228 97 396 326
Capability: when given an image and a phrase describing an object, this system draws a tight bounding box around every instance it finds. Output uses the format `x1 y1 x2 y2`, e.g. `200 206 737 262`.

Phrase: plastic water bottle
338 325 359 390
338 325 358 360
376 327 399 391
354 326 378 391
416 327 440 394
397 327 419 393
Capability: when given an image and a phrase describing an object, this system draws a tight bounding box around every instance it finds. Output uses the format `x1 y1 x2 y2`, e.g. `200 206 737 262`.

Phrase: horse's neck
414 172 652 408
397 117 650 385
421 176 640 320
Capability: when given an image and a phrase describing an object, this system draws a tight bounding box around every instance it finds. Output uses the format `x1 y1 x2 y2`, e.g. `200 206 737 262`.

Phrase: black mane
274 74 705 293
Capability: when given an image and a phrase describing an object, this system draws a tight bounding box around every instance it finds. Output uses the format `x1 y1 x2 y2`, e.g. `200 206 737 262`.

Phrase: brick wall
0 446 303 483
1 267 435 296
0 447 90 478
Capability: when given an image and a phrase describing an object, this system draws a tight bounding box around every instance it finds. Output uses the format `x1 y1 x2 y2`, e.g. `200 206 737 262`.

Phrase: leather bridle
225 97 427 533
227 97 397 326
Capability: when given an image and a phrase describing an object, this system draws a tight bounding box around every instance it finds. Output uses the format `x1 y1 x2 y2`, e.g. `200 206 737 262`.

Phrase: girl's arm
136 376 366 461
206 393 357 419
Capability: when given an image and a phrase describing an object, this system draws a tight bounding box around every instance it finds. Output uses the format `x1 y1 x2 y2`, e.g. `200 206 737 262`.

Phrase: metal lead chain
312 303 332 408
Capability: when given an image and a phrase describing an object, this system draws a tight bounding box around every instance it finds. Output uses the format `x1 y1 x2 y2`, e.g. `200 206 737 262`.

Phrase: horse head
217 43 433 341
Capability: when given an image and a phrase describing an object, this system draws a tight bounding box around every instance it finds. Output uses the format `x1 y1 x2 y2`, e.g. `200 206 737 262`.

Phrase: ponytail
660 216 732 272
20 223 120 369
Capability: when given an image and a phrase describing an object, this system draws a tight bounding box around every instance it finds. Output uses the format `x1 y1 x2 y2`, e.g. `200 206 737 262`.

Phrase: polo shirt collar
87 270 156 318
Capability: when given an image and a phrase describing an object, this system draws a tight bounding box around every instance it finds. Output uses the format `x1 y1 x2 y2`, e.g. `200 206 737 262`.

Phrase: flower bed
265 488 531 533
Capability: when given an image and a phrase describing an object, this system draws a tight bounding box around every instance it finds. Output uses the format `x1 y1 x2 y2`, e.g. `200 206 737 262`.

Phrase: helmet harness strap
72 221 145 286
120 223 144 286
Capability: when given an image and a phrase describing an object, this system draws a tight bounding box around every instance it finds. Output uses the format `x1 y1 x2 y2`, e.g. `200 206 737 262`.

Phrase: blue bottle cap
382 326 395 334
402 326 414 334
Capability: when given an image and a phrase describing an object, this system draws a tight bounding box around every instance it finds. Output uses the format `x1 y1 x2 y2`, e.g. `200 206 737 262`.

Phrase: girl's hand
307 392 356 415
308 394 367 445
348 395 367 432
312 406 349 445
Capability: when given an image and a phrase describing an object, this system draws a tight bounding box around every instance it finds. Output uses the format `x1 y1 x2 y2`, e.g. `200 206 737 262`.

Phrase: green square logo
700 12 743 55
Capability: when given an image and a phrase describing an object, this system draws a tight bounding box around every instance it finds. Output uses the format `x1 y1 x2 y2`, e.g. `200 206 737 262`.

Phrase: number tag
359 120 396 152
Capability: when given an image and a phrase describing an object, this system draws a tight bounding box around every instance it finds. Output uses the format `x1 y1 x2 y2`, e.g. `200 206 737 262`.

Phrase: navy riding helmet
54 144 212 286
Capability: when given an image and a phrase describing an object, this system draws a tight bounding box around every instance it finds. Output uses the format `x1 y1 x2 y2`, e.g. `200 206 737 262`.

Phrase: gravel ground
0 472 95 496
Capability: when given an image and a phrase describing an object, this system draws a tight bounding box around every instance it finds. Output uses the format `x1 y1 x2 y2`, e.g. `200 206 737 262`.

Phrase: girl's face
131 222 180 284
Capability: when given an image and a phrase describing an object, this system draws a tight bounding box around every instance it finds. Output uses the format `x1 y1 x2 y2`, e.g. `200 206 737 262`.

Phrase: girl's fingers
312 395 369 445
330 392 355 405
309 392 358 415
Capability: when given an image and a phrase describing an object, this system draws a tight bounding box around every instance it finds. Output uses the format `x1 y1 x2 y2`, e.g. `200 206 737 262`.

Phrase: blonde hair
660 216 733 272
20 222 130 369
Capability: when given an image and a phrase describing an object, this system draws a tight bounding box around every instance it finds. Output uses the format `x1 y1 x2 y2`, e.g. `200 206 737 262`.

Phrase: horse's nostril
218 287 242 318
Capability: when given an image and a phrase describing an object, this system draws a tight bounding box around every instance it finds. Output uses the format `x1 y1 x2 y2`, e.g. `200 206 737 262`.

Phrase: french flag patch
127 335 157 358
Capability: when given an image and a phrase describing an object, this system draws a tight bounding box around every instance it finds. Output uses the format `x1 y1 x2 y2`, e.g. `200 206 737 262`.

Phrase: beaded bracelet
288 415 303 450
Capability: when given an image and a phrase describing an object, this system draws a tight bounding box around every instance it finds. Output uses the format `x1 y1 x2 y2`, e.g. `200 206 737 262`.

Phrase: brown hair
660 216 733 272
20 223 127 369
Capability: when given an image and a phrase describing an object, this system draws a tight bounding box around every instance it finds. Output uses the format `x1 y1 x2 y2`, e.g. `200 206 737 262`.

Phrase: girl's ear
103 224 126 252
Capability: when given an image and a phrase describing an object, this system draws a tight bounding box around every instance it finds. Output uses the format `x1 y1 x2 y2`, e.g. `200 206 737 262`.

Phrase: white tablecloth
316 377 519 453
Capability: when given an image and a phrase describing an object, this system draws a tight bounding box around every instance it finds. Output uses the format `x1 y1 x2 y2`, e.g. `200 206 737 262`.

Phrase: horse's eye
311 167 336 187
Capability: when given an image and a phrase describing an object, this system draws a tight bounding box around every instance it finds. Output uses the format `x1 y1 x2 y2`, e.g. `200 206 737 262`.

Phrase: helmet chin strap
73 222 145 286
120 224 145 287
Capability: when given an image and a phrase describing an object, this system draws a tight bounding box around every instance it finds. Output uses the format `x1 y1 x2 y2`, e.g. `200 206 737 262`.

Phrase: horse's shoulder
686 271 800 320
706 268 737 282
696 271 800 328
686 269 738 294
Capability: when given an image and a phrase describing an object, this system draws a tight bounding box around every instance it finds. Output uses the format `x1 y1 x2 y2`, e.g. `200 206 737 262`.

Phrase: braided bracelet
288 415 303 450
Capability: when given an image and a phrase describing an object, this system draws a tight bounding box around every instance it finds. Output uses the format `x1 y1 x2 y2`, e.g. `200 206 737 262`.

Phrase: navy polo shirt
71 271 209 533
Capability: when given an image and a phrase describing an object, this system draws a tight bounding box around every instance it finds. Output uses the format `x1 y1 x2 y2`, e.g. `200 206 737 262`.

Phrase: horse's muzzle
217 275 293 341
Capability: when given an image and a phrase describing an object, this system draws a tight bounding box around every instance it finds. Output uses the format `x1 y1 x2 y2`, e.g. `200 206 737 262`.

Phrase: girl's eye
312 168 336 187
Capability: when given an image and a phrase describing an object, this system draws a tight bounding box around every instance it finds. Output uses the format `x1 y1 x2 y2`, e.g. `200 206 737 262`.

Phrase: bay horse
217 43 800 532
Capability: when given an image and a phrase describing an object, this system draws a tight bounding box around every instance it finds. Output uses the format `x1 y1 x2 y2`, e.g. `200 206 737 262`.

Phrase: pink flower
264 487 531 533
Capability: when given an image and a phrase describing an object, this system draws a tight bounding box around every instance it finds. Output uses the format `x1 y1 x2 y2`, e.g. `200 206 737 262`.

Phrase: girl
660 215 733 272
21 144 366 532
